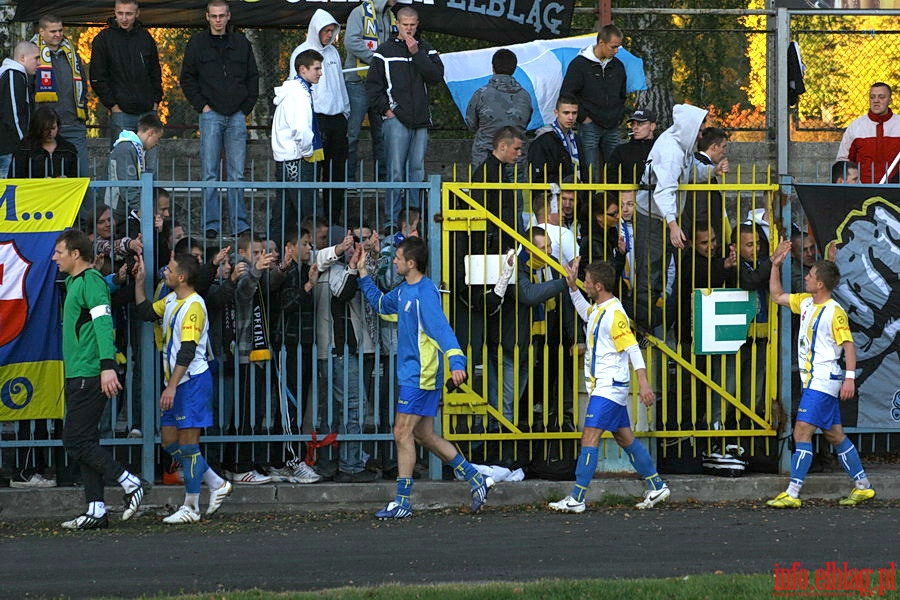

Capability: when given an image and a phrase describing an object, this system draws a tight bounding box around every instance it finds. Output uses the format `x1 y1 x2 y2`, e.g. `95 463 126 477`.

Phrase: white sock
786 481 802 498
117 471 140 493
87 501 106 517
203 467 225 490
185 493 200 512
855 477 871 490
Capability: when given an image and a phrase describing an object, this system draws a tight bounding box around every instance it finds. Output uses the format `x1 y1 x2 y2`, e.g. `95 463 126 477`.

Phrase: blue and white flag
442 35 647 131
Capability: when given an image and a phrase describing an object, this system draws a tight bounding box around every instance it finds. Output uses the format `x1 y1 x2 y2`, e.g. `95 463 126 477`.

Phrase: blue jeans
200 110 250 235
346 80 386 181
580 121 621 182
486 348 529 424
59 123 88 178
331 353 366 473
382 116 427 225
108 111 139 149
0 154 11 177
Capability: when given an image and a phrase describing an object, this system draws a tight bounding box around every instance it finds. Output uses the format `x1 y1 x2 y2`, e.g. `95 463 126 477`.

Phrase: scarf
113 130 145 175
552 120 580 182
869 108 893 138
249 288 272 362
363 252 380 346
31 35 87 121
357 0 396 77
299 77 325 163
520 248 556 336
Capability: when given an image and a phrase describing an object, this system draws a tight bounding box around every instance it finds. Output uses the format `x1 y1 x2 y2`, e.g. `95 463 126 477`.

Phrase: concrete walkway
2 464 897 520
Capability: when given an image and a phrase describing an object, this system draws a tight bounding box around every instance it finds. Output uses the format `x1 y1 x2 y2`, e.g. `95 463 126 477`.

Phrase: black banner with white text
13 0 575 43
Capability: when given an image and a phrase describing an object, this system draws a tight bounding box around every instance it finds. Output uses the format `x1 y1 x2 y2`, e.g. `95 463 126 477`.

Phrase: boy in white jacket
271 49 324 243
289 9 351 220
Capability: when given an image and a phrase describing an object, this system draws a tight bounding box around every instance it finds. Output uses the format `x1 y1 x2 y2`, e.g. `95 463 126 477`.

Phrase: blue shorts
584 395 632 431
398 386 441 417
796 388 841 431
160 369 213 429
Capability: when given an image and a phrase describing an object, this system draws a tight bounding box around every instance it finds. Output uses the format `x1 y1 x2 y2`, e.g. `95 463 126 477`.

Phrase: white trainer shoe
289 460 323 484
227 470 272 485
10 473 57 489
163 505 201 524
548 495 586 514
206 480 233 516
635 485 671 509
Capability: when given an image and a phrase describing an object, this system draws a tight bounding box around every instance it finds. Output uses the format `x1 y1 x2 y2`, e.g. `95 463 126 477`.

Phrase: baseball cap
627 109 656 123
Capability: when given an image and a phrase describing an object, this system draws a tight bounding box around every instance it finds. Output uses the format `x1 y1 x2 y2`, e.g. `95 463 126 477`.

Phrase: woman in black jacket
10 106 78 178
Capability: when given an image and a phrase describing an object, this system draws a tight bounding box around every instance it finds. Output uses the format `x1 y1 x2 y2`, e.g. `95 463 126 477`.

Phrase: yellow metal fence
439 167 782 466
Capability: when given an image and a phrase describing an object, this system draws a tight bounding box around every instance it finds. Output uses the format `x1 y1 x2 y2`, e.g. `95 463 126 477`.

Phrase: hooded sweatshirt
289 9 350 117
0 58 31 154
465 74 533 167
271 78 316 162
560 45 627 128
637 104 712 224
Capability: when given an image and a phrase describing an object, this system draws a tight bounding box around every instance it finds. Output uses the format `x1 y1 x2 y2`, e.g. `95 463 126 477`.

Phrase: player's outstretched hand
564 256 580 290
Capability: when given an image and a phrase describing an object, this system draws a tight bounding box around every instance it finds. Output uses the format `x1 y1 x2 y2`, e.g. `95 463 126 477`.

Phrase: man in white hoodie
272 50 324 243
633 104 713 330
290 10 351 221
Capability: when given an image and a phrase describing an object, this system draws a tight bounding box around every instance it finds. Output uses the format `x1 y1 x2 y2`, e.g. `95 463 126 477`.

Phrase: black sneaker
333 470 353 483
61 513 109 530
122 483 144 521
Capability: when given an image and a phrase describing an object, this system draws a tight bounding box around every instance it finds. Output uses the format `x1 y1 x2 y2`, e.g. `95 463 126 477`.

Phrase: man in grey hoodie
343 0 396 181
466 49 532 169
633 103 713 330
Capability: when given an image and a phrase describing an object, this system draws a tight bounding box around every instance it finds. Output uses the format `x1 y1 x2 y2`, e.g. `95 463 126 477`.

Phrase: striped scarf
552 120 580 182
31 35 87 121
299 77 325 163
357 0 396 77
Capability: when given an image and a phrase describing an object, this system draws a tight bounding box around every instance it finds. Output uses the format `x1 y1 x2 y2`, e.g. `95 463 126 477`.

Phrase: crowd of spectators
2 0 884 487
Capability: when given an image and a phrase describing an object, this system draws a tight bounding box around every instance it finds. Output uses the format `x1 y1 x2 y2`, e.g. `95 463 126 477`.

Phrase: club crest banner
0 178 88 421
794 184 900 430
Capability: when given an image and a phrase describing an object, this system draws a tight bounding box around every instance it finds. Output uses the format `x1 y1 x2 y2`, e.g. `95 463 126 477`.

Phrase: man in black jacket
683 126 729 240
0 41 39 176
471 126 525 253
528 94 587 185
89 0 162 149
366 6 443 226
605 108 656 185
181 0 259 239
560 24 627 182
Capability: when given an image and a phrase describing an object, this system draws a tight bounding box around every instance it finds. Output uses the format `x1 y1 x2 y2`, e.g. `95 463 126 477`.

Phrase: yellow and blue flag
0 178 88 421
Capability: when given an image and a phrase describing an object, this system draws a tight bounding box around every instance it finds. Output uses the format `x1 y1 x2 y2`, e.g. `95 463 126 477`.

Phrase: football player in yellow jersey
549 259 668 513
766 240 875 508
134 253 233 522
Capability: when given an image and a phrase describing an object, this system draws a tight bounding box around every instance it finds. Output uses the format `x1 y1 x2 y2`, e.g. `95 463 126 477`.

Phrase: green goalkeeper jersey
62 268 117 378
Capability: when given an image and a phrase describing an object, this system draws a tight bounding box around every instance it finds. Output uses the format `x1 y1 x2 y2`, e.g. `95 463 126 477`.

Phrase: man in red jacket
836 82 900 183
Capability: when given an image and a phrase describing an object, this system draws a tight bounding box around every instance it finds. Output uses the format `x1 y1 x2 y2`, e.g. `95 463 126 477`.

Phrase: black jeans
62 376 126 504
316 113 348 222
